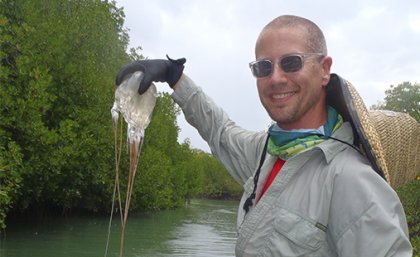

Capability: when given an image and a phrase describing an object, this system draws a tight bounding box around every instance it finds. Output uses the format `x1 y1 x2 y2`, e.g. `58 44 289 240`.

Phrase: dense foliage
0 0 129 228
396 179 420 256
371 81 420 122
0 0 241 229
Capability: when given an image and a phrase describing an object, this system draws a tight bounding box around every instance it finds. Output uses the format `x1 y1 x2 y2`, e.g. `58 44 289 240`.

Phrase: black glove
115 55 186 94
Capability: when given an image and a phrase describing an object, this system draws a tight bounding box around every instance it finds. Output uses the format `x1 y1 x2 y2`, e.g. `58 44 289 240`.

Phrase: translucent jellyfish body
111 71 157 145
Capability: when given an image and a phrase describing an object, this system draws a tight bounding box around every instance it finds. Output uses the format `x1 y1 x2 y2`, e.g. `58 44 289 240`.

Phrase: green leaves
396 179 420 256
371 81 420 122
0 0 126 224
0 142 23 229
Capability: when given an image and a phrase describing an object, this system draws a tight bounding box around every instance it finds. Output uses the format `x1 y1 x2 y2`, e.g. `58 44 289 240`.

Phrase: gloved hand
115 55 186 94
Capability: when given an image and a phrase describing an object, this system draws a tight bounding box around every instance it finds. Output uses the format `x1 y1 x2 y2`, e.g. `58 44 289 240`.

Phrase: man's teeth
273 92 294 99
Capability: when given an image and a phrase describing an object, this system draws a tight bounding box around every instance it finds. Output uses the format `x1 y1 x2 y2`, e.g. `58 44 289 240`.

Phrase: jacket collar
315 122 354 164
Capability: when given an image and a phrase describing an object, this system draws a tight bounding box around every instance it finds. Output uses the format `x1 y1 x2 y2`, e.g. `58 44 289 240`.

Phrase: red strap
258 158 285 202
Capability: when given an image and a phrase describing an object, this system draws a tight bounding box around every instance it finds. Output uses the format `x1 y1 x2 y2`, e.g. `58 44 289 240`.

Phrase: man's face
255 27 332 130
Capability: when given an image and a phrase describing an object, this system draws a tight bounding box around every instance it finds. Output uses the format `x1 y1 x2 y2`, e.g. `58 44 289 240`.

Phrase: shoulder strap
243 134 270 214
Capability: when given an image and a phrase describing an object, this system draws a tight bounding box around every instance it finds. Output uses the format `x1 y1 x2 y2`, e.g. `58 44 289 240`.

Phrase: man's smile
271 91 296 102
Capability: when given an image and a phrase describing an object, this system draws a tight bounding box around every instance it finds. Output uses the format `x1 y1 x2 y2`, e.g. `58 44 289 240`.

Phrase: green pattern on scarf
267 106 343 160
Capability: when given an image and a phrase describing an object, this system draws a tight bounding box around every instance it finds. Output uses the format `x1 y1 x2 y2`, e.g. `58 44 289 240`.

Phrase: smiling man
116 15 412 257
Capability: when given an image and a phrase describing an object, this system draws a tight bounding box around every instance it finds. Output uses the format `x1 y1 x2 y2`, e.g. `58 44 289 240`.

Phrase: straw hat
326 74 420 189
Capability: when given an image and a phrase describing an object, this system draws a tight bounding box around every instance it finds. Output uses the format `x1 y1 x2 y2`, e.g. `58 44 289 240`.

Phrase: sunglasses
249 53 324 78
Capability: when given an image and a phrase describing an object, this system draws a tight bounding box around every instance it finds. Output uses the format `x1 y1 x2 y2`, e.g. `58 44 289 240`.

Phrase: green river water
0 199 238 257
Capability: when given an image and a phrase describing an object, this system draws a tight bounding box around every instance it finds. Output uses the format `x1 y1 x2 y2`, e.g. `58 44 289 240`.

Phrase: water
0 199 238 257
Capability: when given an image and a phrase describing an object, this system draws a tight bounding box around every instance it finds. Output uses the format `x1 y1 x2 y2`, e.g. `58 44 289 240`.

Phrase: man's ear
321 56 333 86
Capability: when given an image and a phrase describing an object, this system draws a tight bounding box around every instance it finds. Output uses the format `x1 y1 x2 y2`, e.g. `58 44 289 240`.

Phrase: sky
114 0 420 152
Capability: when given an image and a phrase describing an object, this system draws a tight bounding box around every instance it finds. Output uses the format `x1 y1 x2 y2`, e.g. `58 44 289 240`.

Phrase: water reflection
0 199 238 257
166 206 237 257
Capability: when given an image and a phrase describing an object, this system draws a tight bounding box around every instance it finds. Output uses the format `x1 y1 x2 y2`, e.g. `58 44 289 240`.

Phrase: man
116 15 412 256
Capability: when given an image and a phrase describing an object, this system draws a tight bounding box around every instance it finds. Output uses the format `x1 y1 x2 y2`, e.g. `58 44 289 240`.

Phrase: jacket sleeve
329 154 412 256
171 75 267 185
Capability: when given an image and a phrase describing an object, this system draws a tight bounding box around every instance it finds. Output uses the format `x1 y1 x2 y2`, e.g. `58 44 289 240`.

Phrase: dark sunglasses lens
252 60 272 77
281 55 303 72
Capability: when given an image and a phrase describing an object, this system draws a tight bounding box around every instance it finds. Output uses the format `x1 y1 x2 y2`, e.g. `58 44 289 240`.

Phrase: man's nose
269 62 288 84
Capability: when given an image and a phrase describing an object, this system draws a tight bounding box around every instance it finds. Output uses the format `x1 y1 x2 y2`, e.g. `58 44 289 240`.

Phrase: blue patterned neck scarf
267 106 343 160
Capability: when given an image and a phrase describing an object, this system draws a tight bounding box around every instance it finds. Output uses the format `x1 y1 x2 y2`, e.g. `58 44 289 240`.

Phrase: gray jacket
172 75 412 257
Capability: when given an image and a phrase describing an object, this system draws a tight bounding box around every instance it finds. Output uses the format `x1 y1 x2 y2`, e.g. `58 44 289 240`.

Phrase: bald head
257 15 327 55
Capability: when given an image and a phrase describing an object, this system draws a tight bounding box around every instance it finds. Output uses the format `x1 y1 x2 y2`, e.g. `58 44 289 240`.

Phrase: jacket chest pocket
260 208 326 257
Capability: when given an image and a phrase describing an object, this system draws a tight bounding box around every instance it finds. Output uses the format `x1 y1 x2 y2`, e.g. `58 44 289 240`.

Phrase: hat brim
326 74 389 181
